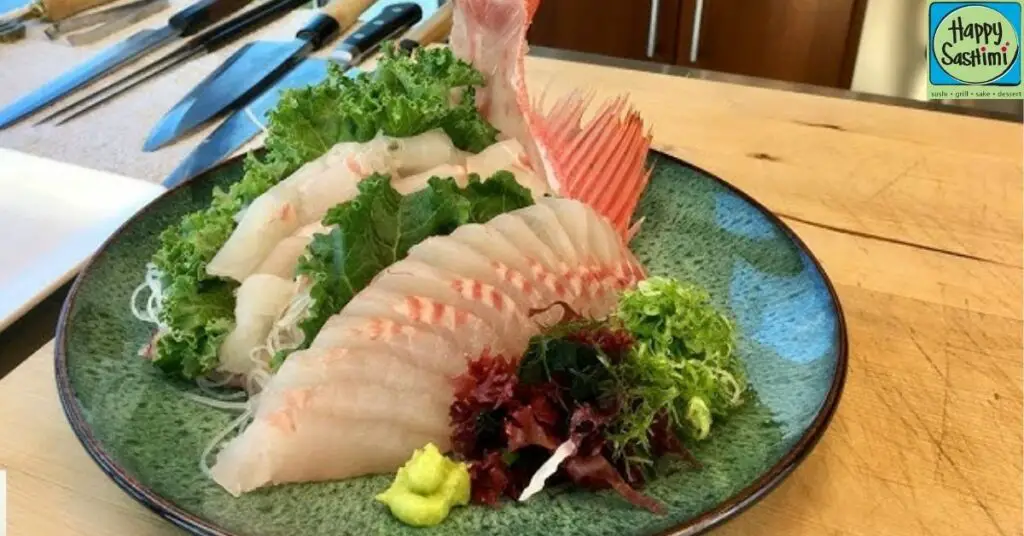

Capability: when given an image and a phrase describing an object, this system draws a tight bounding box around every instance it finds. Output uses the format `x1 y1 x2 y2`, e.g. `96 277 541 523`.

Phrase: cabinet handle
646 0 660 58
690 0 705 63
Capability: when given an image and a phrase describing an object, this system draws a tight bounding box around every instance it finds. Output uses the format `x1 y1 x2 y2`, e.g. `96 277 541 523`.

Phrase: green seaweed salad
144 45 533 378
449 277 749 514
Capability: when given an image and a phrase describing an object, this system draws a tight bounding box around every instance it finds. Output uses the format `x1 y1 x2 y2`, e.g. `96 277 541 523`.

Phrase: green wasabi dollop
375 443 471 527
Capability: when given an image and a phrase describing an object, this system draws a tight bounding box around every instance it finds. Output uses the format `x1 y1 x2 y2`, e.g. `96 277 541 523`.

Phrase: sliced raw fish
311 316 467 377
393 163 469 195
217 274 295 376
253 222 328 279
207 131 464 282
264 347 452 403
466 138 549 196
210 415 443 496
209 196 644 497
374 259 533 350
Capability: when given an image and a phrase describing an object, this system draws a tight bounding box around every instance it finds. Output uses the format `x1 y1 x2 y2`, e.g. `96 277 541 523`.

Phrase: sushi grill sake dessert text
130 0 749 526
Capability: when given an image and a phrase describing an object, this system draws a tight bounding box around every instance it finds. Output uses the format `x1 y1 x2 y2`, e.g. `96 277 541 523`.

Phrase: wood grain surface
0 9 1022 536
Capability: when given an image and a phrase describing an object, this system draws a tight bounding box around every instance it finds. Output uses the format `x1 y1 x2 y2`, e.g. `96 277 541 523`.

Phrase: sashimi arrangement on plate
55 0 848 534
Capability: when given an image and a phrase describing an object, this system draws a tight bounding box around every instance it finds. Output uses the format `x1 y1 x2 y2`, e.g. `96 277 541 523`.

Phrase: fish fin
529 91 654 239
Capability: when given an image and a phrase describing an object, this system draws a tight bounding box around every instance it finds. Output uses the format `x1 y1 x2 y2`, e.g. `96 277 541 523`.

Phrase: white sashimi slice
211 416 442 496
255 380 451 437
266 346 452 402
466 139 550 196
208 131 465 283
207 183 303 282
406 235 541 311
393 163 469 195
446 224 564 324
515 202 581 298
388 129 465 173
209 199 646 496
321 287 496 357
311 316 466 377
217 274 295 376
486 212 578 310
206 143 375 282
253 222 328 279
374 259 533 351
295 131 465 224
539 197 619 310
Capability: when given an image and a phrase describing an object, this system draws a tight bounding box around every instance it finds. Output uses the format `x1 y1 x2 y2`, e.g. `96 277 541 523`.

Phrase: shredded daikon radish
265 280 313 357
200 408 254 480
130 263 166 326
519 439 579 502
182 391 249 411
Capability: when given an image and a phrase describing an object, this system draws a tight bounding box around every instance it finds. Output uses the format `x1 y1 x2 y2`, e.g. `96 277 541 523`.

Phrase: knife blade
0 0 252 129
143 0 399 152
40 0 308 125
161 2 452 188
162 58 334 188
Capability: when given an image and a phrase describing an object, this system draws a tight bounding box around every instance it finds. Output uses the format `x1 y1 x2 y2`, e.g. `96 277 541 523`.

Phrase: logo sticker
928 1 1023 99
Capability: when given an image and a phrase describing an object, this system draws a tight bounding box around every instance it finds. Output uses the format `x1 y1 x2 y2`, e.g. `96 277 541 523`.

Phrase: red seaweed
449 306 681 514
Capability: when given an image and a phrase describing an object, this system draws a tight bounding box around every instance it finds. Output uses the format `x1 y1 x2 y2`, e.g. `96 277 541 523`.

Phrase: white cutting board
0 148 164 331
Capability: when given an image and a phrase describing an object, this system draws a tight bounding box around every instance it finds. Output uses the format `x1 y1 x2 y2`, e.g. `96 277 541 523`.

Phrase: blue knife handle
168 0 253 37
335 3 423 62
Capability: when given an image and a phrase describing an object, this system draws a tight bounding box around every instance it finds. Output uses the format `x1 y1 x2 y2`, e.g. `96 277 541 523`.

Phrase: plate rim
53 149 849 536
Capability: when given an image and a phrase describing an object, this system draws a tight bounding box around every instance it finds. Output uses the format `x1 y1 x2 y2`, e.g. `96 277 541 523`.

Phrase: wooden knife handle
37 0 116 21
321 0 373 28
399 2 452 49
296 0 374 49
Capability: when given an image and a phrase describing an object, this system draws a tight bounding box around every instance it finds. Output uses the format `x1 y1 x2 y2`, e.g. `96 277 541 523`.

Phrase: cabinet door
676 0 867 88
527 0 683 64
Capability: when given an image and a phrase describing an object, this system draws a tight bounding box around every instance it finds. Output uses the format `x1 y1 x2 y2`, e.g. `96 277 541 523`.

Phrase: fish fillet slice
210 199 644 496
211 417 442 496
406 236 542 311
465 138 550 196
311 316 466 377
374 260 533 350
265 346 452 405
217 274 295 376
253 222 328 279
255 380 451 437
322 287 500 357
207 131 465 283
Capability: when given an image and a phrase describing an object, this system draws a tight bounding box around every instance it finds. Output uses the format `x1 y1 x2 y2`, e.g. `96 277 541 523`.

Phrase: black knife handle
336 3 422 60
200 0 307 52
168 0 253 37
295 13 341 49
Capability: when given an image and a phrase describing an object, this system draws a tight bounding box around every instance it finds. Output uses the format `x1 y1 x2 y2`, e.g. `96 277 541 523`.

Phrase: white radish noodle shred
265 279 314 358
518 439 579 502
200 406 255 481
130 263 167 327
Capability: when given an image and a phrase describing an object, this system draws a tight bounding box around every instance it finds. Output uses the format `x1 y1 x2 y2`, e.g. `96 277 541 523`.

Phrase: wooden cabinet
676 0 867 88
527 0 683 65
527 0 868 89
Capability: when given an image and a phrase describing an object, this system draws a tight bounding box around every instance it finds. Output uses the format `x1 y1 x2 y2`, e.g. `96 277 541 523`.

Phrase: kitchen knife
41 0 309 125
161 2 452 187
0 0 252 129
143 0 399 152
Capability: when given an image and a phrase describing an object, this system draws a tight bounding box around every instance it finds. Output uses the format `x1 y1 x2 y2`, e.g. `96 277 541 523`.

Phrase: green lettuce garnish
607 276 747 454
271 171 534 369
149 45 500 378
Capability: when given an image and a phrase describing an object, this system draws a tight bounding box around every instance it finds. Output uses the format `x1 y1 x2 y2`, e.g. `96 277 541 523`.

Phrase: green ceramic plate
55 150 847 536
